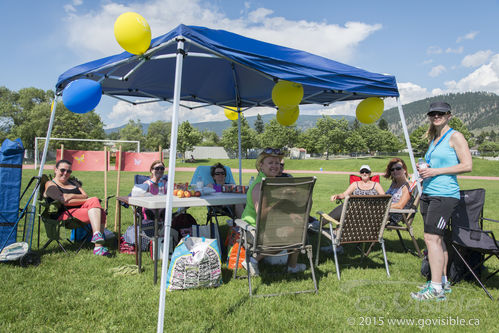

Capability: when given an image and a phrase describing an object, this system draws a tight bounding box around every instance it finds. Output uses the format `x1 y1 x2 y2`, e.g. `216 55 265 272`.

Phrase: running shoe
93 246 111 257
91 231 105 245
411 284 446 301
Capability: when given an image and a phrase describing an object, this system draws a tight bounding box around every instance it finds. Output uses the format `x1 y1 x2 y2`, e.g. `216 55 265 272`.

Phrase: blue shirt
423 129 460 199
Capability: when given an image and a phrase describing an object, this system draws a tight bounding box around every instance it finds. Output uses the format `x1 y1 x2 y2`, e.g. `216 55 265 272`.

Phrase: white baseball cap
359 165 371 172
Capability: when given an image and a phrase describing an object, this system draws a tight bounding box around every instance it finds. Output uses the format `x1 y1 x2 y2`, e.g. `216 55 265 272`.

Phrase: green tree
378 118 389 131
449 116 472 144
145 121 171 151
119 119 144 151
254 113 264 134
409 124 429 154
351 118 361 131
177 121 202 158
297 128 319 154
315 116 349 158
344 131 368 154
199 130 220 146
478 141 499 155
259 119 300 149
220 115 257 158
356 125 402 153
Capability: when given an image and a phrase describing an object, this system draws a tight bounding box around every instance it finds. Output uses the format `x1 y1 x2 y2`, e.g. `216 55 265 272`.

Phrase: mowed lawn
1 157 499 332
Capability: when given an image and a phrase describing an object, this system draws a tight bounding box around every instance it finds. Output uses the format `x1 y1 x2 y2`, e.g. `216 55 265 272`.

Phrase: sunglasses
153 166 165 171
360 169 371 174
263 147 283 155
391 166 403 172
427 111 448 117
214 172 225 176
280 163 284 167
59 168 72 174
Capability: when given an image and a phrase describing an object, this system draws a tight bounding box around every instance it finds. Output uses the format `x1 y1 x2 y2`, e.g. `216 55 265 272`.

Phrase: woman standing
411 102 472 301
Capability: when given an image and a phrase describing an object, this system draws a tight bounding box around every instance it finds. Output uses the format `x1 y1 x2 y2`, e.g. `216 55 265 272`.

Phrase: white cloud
429 65 446 77
457 31 478 43
422 59 433 65
427 46 442 55
442 54 499 94
461 50 493 67
63 0 381 62
445 46 463 54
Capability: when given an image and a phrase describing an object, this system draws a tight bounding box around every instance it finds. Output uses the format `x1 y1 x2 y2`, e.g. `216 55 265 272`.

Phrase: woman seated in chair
329 165 385 221
44 159 109 256
207 162 243 218
384 158 412 226
240 148 306 276
142 160 167 221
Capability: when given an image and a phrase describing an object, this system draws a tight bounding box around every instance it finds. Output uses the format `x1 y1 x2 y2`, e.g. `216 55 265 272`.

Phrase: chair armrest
234 218 256 234
316 211 339 225
389 208 416 214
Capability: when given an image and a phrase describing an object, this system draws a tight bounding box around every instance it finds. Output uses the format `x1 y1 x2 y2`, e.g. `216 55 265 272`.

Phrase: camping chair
233 177 318 297
450 188 499 300
189 166 237 226
315 195 392 280
37 175 90 253
384 180 423 257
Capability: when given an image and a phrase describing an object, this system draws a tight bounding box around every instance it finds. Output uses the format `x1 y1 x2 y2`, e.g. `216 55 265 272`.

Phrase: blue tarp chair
0 139 24 249
189 166 236 226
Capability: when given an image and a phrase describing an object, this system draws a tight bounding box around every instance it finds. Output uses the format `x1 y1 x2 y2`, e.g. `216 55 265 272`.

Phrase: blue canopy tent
41 24 416 332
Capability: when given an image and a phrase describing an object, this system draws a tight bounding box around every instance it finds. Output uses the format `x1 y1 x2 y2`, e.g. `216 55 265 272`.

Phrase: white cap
359 165 371 172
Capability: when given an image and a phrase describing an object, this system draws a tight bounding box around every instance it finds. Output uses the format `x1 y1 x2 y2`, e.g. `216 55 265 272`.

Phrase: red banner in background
115 152 161 172
57 150 108 171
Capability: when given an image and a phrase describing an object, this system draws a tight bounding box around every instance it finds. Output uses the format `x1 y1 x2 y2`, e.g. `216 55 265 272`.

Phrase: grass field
1 157 499 332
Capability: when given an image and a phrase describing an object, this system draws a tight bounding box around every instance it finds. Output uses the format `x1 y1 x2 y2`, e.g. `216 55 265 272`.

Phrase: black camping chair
450 188 499 300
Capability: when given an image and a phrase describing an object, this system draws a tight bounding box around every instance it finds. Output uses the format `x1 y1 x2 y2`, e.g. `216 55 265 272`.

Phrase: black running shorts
420 194 459 236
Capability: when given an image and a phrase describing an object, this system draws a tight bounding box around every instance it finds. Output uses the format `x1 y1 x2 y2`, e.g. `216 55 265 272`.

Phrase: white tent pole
34 137 38 170
396 97 421 193
157 38 185 333
27 97 59 245
237 110 242 185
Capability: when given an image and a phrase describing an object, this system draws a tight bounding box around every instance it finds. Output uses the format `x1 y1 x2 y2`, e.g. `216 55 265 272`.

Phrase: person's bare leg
87 207 103 233
287 251 298 268
425 233 444 284
442 241 448 277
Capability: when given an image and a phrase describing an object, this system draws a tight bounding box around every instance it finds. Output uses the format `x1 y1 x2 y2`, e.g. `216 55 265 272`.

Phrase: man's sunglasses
391 166 403 172
214 172 225 176
153 166 165 171
263 147 283 155
59 168 72 174
427 111 448 117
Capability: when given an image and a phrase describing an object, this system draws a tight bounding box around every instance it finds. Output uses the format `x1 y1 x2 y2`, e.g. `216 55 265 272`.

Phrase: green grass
2 159 499 332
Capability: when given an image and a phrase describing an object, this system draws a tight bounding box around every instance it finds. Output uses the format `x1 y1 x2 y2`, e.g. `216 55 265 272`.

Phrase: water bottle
417 158 428 170
196 176 204 190
248 176 255 187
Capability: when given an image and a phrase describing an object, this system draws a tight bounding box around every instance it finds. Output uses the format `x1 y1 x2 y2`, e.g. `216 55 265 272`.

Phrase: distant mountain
381 92 499 134
104 92 499 136
105 113 355 136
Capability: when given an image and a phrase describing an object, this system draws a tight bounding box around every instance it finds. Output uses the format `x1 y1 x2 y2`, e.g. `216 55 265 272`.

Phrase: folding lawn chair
450 188 499 300
385 180 423 257
233 177 318 297
189 166 236 226
37 175 90 253
315 195 392 280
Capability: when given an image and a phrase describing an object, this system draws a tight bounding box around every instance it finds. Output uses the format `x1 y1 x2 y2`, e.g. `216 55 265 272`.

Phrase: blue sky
1 0 498 128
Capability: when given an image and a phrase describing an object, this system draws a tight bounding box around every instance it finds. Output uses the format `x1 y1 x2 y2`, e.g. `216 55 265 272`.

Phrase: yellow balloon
271 81 304 108
224 106 239 120
114 12 151 55
276 105 299 126
355 97 384 124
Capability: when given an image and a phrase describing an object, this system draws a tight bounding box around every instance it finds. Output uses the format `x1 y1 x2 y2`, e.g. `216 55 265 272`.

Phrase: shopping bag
166 236 222 291
192 223 221 255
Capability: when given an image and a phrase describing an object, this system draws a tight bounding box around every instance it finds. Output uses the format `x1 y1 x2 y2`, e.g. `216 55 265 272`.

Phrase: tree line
2 86 486 158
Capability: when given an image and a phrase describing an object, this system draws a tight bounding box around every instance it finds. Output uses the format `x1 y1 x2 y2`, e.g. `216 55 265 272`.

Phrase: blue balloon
62 79 102 114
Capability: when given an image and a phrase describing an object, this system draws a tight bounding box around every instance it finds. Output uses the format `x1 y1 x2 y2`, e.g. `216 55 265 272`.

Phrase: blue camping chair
189 166 237 226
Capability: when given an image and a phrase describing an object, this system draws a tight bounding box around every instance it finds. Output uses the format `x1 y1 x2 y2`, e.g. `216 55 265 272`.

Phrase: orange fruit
184 191 191 198
176 190 184 198
173 189 178 196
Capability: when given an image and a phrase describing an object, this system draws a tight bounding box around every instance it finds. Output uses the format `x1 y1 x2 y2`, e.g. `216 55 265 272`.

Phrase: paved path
24 164 499 181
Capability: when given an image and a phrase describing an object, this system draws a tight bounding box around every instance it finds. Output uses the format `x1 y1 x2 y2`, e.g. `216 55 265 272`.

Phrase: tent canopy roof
56 24 399 109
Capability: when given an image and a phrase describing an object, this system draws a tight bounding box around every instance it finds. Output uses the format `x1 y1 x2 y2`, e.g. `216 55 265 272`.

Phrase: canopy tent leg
26 97 59 248
396 97 421 193
237 111 242 185
157 38 185 333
